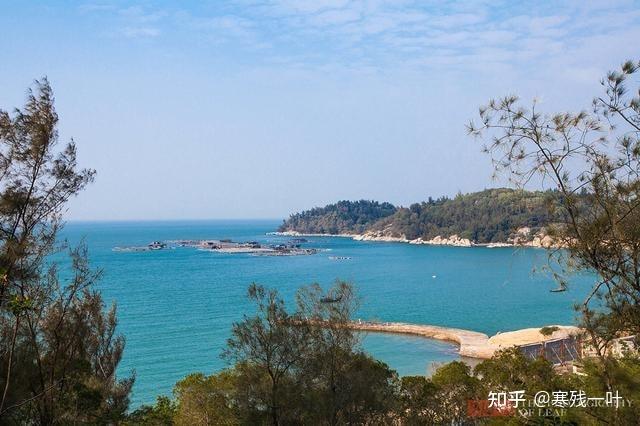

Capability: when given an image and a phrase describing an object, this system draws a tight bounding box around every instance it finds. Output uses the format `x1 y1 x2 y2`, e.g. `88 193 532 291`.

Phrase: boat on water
148 241 166 250
289 238 308 244
550 283 567 292
320 295 343 304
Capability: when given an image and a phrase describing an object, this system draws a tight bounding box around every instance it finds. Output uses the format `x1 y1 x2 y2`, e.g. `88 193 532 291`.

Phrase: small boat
148 241 166 250
550 283 567 293
320 295 343 304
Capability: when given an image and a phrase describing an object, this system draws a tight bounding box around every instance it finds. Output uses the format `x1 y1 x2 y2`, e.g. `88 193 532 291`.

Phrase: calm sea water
58 220 592 407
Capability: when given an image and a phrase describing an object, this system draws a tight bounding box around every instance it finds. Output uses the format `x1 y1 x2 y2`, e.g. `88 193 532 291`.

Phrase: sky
1 1 639 220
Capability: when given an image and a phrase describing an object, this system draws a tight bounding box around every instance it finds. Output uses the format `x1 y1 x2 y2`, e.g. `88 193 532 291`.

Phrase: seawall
345 321 582 360
348 321 495 358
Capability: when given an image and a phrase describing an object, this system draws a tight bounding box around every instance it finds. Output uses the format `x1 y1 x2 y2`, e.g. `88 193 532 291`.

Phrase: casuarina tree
0 79 132 424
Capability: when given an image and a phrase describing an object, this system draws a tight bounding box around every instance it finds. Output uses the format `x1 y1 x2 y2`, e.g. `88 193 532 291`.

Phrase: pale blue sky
2 1 639 220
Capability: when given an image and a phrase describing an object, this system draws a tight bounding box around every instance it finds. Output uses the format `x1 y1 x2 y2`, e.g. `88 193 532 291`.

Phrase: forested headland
279 188 565 244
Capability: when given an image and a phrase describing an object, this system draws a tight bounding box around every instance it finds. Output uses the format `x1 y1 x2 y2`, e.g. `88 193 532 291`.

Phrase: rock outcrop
352 231 473 247
352 231 410 243
412 235 473 247
527 234 556 248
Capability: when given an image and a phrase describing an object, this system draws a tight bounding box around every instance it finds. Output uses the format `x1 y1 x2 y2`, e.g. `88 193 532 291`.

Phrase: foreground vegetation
279 188 565 243
129 282 640 425
0 81 131 424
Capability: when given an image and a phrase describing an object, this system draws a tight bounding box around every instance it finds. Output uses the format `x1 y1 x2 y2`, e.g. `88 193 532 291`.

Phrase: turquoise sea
59 220 593 408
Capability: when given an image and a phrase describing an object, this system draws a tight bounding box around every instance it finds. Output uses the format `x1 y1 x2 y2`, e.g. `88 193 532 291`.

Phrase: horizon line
65 217 286 223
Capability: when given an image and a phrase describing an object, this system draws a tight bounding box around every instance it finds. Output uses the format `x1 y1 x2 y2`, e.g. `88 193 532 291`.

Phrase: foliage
398 375 440 424
539 326 559 336
125 396 176 425
224 281 399 425
223 283 312 425
0 79 132 424
399 349 640 425
474 348 559 396
173 372 238 426
560 355 640 425
429 361 480 424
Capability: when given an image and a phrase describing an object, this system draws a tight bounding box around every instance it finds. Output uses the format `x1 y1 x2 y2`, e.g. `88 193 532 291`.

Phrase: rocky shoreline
272 227 558 249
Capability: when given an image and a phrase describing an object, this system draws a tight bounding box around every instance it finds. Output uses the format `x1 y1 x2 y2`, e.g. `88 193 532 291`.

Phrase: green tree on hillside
279 200 397 234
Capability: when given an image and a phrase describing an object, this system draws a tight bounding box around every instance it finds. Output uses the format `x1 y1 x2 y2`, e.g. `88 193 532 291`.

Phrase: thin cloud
79 3 116 13
79 0 640 73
